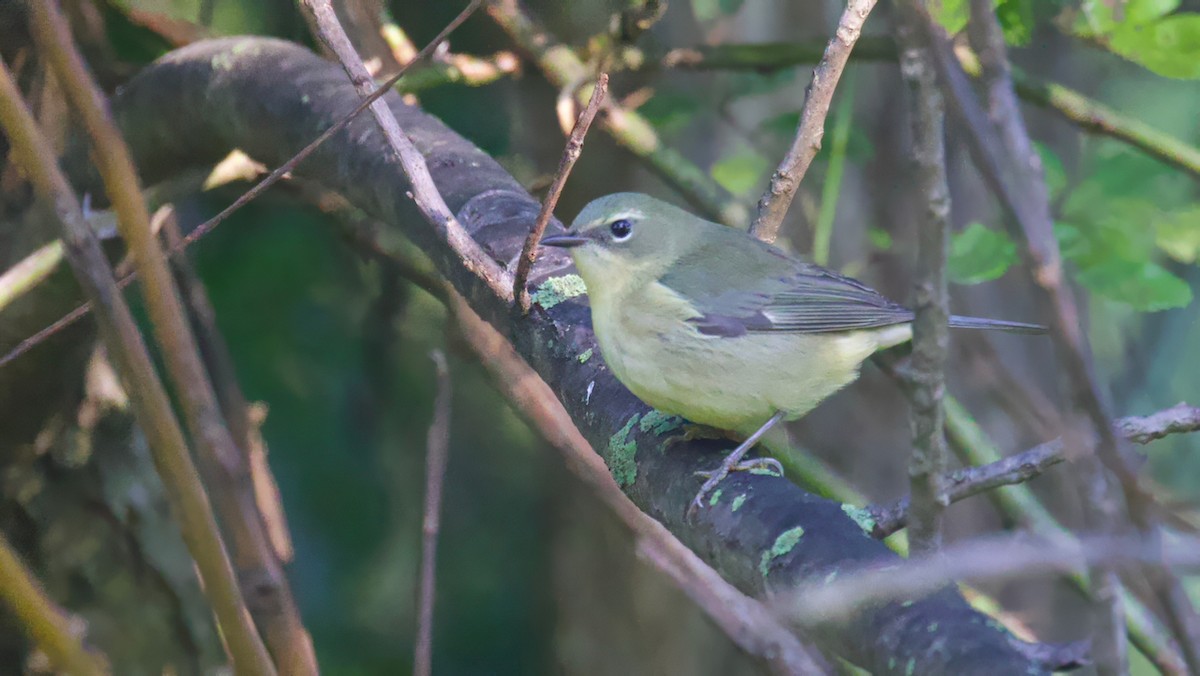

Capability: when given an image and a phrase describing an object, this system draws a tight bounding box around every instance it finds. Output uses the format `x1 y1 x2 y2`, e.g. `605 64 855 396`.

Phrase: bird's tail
948 315 1047 334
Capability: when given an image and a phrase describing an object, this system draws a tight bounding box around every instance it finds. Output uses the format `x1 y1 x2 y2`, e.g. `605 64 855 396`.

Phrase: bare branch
779 533 1200 628
870 439 1064 538
659 39 1200 181
486 0 747 227
748 0 878 243
1117 403 1200 445
415 351 452 676
893 0 951 555
302 0 509 301
514 74 608 311
0 533 107 676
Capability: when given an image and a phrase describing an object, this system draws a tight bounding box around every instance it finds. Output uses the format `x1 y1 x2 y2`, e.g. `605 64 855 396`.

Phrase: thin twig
514 73 608 312
869 438 1065 538
0 533 107 676
748 0 878 243
942 397 1189 675
0 52 275 676
302 0 510 301
779 532 1200 628
159 209 310 666
894 0 951 555
486 0 747 227
1117 403 1200 445
870 400 1200 540
0 1 483 371
415 350 452 676
0 240 63 313
658 39 1200 181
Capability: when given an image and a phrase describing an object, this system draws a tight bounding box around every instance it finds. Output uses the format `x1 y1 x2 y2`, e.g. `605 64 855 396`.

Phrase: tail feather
948 315 1047 334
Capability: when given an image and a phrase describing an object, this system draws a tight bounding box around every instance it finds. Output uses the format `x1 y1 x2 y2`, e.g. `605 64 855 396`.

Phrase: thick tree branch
748 0 878 243
91 37 1050 674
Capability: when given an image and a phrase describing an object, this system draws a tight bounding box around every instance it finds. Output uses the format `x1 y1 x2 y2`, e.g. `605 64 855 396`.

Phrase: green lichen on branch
709 488 724 506
605 414 640 487
760 526 806 578
530 274 586 310
731 493 747 512
841 503 877 536
577 348 593 363
638 409 684 436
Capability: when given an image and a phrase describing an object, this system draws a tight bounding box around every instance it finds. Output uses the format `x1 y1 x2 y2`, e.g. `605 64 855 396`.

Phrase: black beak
541 233 589 248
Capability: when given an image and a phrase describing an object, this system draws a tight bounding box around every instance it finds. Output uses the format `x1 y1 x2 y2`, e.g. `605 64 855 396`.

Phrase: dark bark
80 36 1050 674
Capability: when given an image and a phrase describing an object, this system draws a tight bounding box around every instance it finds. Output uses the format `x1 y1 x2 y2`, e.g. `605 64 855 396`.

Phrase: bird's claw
685 456 784 520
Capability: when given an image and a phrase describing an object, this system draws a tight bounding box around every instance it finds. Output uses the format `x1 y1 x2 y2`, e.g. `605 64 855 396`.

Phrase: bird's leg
687 410 786 519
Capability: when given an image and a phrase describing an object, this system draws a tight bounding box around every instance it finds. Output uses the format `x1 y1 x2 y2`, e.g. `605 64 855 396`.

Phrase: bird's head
542 192 696 290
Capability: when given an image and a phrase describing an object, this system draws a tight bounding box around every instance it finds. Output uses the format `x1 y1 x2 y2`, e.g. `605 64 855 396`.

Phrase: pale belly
591 283 896 435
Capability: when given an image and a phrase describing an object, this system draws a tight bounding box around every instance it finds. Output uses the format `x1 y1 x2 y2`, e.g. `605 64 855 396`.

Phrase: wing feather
659 232 913 336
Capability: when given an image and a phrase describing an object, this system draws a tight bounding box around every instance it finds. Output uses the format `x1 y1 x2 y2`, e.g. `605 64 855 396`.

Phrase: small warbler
542 193 1044 513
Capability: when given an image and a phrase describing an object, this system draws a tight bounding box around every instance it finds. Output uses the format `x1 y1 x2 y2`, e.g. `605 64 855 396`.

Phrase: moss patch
530 274 587 309
731 494 747 512
638 409 684 436
759 526 805 578
841 503 877 536
605 414 640 487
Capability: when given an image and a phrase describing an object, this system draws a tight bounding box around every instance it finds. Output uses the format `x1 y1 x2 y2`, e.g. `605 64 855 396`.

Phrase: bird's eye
609 219 633 241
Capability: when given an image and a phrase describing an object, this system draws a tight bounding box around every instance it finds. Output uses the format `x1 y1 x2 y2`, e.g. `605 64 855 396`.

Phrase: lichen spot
577 348 594 364
530 274 587 310
730 494 747 512
748 466 782 477
638 409 684 437
605 414 640 487
759 526 805 578
708 488 723 507
840 503 876 536
905 658 916 676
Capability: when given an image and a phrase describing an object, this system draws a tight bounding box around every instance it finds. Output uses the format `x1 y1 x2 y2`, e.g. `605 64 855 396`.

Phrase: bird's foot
686 455 784 520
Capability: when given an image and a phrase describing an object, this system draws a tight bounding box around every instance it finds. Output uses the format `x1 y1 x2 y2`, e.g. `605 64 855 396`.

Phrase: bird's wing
658 235 914 337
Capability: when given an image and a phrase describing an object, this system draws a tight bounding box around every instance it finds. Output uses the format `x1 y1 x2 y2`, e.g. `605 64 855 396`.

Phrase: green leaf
710 149 769 196
1155 205 1200 263
932 0 969 34
948 223 1018 284
996 0 1035 45
1110 14 1200 80
1075 259 1193 311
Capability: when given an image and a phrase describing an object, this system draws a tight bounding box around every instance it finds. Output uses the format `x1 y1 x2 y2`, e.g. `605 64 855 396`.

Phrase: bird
540 192 1044 515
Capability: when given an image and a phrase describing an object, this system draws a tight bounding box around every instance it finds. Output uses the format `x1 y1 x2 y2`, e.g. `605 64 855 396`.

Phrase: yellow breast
588 280 887 435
